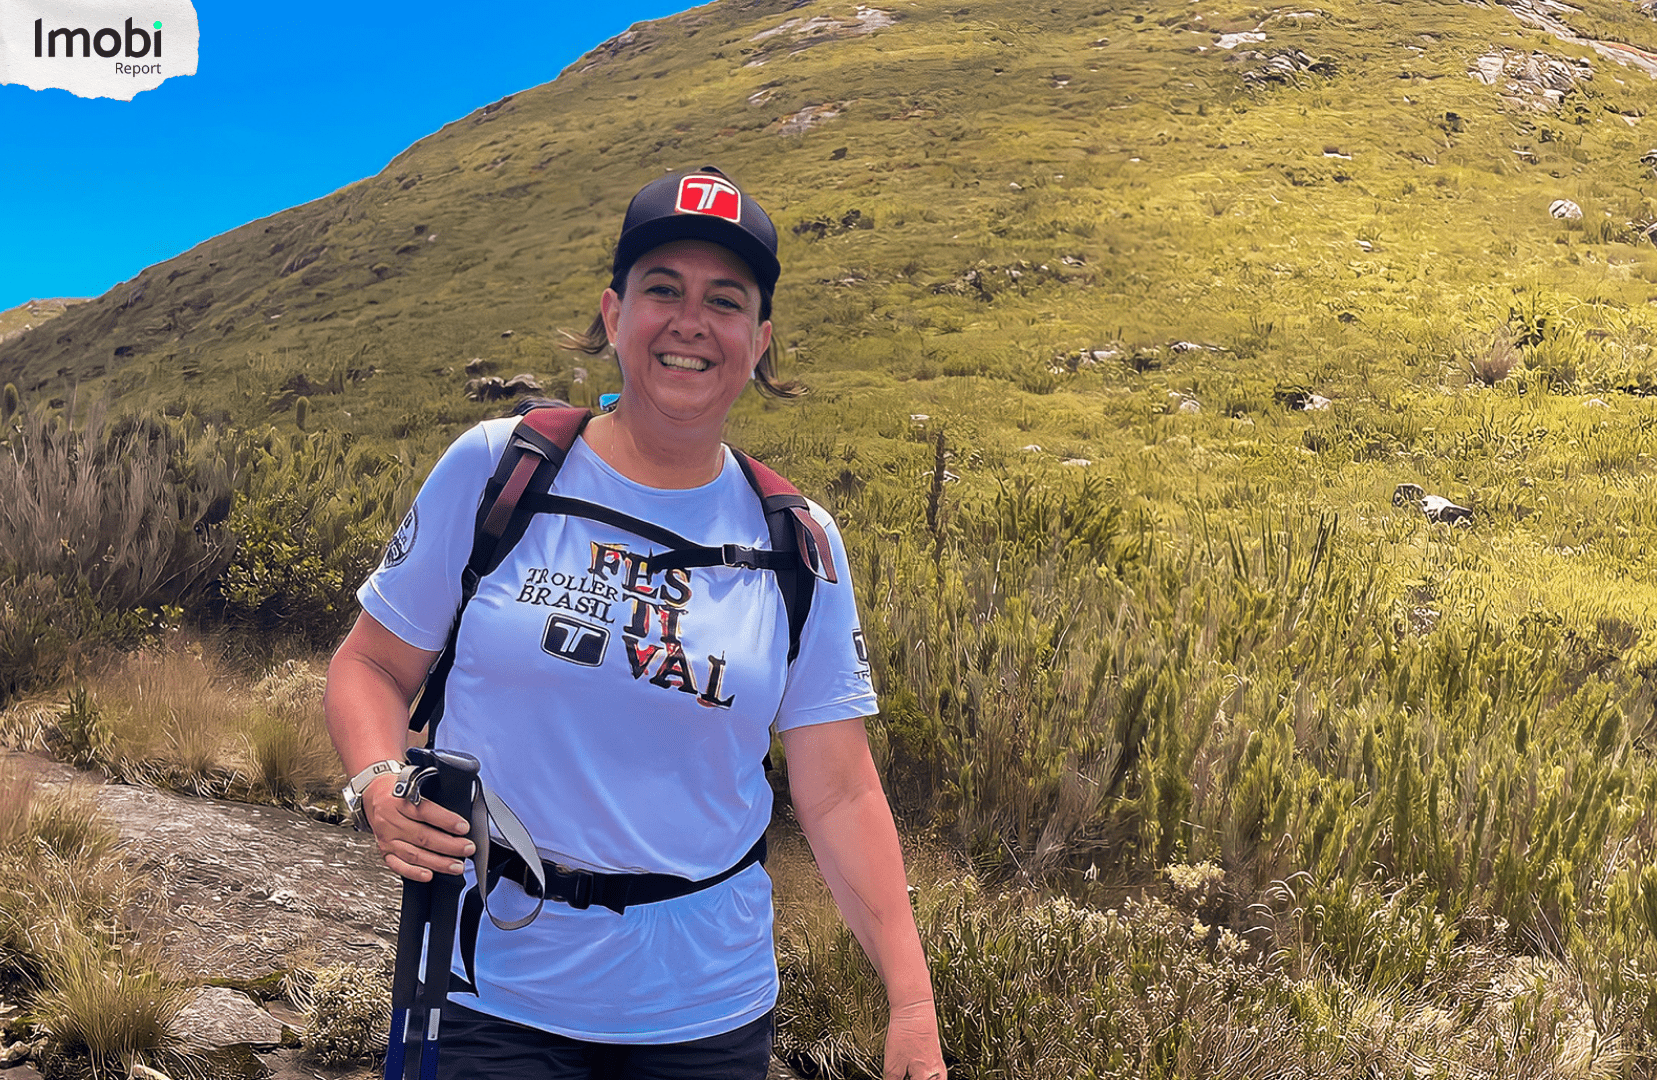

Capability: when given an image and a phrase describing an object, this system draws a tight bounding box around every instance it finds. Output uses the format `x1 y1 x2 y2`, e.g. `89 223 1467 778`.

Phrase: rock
502 373 544 395
1549 199 1583 220
0 1040 30 1066
130 1064 173 1080
1303 394 1332 411
1020 444 1042 452
1061 457 1092 466
174 987 287 1050
1178 399 1202 414
1586 397 1610 408
464 358 494 375
909 414 929 424
464 376 506 401
1393 483 1472 526
1008 181 1024 191
0 751 399 988
1421 495 1472 525
1 1063 41 1080
1169 341 1207 353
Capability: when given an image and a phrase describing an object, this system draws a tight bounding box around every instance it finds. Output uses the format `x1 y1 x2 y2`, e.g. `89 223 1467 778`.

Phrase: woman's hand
884 999 946 1080
361 772 475 882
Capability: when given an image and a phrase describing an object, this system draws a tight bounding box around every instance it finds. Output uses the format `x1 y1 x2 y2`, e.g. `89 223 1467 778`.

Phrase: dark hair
562 268 803 400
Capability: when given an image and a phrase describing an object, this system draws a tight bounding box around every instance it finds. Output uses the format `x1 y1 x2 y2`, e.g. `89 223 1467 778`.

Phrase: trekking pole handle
399 748 480 809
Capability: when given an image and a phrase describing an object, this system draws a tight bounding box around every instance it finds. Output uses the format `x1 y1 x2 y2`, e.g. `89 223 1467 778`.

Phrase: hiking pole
384 748 480 1080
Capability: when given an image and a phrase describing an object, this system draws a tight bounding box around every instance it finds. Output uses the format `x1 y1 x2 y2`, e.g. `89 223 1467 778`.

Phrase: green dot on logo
153 21 162 29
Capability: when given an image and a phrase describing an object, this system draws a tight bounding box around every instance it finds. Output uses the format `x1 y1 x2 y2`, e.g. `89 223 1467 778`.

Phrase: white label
0 0 199 101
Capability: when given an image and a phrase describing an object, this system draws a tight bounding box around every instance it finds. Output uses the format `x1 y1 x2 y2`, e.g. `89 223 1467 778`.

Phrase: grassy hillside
4 0 1657 641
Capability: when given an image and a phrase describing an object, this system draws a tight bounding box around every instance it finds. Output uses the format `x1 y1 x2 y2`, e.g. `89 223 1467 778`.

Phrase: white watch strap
347 758 407 796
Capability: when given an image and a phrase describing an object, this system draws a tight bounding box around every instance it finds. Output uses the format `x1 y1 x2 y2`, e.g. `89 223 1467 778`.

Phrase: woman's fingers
363 775 476 881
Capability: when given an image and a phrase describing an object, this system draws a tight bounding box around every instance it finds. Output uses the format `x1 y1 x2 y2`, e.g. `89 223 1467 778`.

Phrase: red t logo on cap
675 175 742 222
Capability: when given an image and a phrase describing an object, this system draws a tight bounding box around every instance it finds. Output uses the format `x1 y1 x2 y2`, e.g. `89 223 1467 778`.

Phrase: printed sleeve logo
851 628 871 682
383 506 418 568
542 616 610 667
675 175 742 223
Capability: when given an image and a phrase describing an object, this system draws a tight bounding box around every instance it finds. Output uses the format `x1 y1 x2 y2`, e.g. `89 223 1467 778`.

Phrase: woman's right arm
324 611 475 881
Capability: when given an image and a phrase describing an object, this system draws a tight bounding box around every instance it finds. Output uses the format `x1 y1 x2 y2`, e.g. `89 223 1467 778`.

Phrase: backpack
408 400 837 747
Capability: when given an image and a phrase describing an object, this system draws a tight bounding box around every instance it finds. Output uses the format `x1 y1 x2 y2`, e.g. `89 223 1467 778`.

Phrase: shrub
0 406 235 613
217 430 411 649
0 574 75 708
290 964 390 1065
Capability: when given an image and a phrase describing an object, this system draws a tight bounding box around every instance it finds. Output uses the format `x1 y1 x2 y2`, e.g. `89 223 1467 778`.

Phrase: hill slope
5 0 1657 636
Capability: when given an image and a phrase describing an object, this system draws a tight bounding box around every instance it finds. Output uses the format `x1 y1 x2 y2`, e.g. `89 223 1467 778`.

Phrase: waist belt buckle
556 864 595 911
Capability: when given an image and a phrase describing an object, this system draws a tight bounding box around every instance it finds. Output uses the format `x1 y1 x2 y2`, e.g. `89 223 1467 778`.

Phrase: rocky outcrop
2 751 804 1079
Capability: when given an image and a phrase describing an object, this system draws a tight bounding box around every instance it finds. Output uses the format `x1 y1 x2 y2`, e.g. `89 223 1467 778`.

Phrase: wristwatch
342 758 407 831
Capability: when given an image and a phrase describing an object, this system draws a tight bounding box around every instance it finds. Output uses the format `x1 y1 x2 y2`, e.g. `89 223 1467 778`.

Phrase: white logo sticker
0 0 199 101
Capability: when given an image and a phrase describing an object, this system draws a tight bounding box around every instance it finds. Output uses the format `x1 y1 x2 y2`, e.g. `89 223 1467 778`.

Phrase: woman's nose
668 302 708 338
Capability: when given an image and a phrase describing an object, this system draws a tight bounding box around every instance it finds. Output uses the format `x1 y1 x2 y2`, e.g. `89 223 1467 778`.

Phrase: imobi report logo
0 0 198 100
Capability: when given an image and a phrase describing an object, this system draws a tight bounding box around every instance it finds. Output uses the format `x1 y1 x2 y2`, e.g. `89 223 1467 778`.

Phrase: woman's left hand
884 999 946 1080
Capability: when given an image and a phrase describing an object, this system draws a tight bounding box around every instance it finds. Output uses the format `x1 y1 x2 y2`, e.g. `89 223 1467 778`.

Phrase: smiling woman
324 168 946 1079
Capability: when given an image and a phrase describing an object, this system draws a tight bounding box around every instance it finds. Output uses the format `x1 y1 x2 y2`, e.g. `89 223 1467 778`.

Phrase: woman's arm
780 718 946 1080
324 611 474 881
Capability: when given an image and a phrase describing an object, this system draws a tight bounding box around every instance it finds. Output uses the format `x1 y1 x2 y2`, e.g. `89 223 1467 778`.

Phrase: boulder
502 373 544 395
463 376 508 401
464 357 495 375
1548 199 1583 220
175 987 287 1049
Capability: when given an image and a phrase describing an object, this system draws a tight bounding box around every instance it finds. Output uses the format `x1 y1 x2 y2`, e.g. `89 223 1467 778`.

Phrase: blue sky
0 1 691 311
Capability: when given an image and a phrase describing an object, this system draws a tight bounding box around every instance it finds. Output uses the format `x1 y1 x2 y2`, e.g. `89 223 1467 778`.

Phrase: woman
325 167 946 1080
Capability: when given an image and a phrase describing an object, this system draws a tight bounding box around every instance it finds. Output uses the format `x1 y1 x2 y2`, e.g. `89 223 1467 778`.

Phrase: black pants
432 1000 775 1080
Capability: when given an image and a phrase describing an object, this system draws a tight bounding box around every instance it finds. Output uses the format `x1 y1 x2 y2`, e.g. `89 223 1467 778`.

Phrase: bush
0 574 75 708
217 430 411 649
291 964 390 1065
0 406 234 613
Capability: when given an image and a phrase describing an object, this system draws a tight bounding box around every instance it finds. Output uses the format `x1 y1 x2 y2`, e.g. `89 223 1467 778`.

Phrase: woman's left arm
780 718 946 1080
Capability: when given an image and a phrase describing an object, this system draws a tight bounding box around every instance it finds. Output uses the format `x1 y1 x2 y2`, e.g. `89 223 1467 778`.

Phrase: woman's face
601 239 773 428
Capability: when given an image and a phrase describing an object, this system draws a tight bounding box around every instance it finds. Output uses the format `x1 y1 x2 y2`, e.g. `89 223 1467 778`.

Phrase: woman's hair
562 269 804 400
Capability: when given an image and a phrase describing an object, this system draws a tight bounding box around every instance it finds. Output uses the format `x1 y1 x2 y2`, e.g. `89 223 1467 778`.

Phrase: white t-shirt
357 416 878 1043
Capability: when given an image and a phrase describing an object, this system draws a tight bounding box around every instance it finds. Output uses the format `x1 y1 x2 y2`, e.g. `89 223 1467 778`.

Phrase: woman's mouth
657 353 711 372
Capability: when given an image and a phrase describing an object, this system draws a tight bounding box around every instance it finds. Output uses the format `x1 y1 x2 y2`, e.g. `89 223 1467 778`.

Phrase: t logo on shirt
543 616 610 667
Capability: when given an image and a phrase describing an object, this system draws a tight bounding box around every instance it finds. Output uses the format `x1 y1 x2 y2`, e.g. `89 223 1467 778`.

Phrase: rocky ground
0 751 800 1080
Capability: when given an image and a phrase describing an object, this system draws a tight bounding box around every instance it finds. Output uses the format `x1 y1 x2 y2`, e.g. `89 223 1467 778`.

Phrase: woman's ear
754 319 773 376
600 288 622 346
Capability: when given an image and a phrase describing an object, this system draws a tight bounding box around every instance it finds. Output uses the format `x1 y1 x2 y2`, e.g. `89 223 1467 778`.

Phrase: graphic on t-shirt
383 506 418 568
510 540 739 709
542 616 609 666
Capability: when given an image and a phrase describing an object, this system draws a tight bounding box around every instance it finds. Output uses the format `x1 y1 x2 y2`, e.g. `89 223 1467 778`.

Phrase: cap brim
614 216 781 294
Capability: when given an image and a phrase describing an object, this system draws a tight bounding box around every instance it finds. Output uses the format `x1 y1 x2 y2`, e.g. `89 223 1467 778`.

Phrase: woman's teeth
658 354 710 371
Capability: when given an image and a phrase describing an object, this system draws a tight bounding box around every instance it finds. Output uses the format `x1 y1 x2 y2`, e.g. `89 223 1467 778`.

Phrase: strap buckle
565 868 595 911
720 543 761 570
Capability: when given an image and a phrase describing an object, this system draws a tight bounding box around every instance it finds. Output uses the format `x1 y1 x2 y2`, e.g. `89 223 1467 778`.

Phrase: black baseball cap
612 167 781 293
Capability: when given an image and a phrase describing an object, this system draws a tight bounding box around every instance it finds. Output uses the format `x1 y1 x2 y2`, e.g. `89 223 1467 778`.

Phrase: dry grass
84 640 238 795
0 763 189 1078
1469 329 1523 386
30 928 191 1078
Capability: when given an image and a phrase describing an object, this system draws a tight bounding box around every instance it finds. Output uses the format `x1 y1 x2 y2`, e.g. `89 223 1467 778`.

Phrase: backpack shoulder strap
729 448 836 664
410 404 591 742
